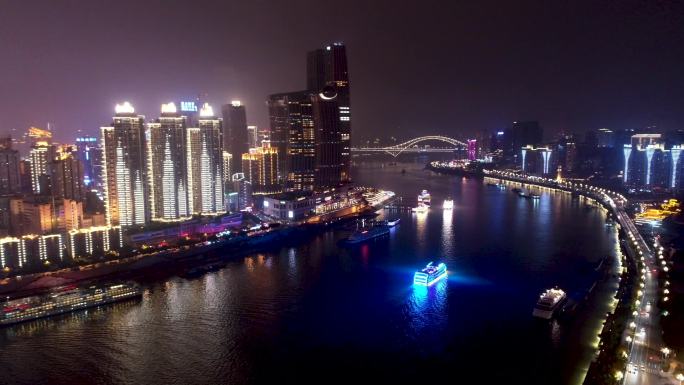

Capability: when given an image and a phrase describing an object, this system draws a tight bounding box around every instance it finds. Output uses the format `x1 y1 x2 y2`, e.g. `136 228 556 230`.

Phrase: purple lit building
467 139 477 161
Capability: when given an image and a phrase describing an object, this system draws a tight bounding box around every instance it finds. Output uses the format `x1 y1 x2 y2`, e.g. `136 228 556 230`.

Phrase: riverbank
0 207 380 299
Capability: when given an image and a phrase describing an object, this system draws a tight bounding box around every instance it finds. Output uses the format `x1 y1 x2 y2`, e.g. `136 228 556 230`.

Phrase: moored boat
345 225 390 244
1 282 142 326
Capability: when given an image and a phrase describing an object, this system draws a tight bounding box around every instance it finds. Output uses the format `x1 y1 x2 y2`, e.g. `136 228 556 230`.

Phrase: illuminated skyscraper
101 102 149 226
29 141 55 194
521 145 552 175
222 151 232 187
241 142 279 195
147 103 191 222
268 91 315 191
672 145 682 189
307 43 351 182
247 125 259 148
187 103 224 215
222 101 249 174
624 134 664 187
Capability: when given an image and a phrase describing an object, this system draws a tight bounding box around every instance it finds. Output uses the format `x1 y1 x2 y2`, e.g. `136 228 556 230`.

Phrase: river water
0 160 619 385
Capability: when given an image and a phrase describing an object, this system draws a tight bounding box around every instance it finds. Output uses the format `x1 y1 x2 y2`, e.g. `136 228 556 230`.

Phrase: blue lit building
75 136 102 191
520 145 553 176
623 134 684 190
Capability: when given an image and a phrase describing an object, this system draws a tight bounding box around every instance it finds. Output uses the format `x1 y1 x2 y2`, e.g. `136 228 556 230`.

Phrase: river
0 160 620 385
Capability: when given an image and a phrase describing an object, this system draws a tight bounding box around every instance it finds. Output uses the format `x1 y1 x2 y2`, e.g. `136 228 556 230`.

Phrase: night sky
1 0 683 144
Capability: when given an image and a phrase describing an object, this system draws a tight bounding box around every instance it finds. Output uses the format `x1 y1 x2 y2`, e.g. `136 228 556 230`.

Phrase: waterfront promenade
478 169 671 385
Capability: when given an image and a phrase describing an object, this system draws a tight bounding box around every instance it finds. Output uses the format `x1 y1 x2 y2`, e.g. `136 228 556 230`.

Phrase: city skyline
2 1 684 144
1 3 683 385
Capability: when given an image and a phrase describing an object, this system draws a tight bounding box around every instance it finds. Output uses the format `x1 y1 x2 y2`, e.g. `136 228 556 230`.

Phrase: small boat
530 194 540 200
417 190 431 206
181 263 224 279
413 262 448 286
386 218 401 227
443 199 454 210
345 225 390 244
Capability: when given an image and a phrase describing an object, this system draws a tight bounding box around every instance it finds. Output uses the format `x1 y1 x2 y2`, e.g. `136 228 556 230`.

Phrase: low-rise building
263 192 315 221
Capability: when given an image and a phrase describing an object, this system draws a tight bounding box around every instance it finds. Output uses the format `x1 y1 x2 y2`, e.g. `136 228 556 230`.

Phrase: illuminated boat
442 199 454 210
413 262 447 286
417 190 431 206
386 218 401 227
345 225 390 244
411 204 428 213
532 287 567 319
1 282 142 326
530 194 540 200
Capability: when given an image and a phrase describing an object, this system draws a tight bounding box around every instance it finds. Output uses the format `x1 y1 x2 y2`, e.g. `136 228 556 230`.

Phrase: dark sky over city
1 0 683 144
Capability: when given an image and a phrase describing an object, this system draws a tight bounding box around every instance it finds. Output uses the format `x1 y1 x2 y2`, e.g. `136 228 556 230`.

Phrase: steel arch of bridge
353 135 468 157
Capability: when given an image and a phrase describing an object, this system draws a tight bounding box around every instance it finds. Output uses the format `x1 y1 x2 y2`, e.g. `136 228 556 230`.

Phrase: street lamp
661 347 671 358
614 371 624 381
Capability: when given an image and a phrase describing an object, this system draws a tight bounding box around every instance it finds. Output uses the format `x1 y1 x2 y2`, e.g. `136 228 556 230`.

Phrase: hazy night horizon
1 2 683 385
2 0 684 143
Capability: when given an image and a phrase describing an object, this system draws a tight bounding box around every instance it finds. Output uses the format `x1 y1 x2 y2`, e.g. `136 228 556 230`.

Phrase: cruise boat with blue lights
386 218 401 227
345 225 390 244
417 190 431 206
532 287 567 319
1 282 142 326
413 262 448 286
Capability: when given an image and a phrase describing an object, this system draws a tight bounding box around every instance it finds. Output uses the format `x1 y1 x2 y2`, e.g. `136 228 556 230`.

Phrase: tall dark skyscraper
268 91 315 191
511 121 543 149
50 151 85 202
222 101 249 174
306 43 351 182
496 121 543 164
312 87 343 189
0 138 21 196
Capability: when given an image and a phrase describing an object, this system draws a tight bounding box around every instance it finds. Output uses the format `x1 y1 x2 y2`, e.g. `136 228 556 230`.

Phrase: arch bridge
351 135 468 157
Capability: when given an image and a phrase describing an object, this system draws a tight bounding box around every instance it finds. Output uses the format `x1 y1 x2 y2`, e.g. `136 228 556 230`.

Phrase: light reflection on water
441 208 454 257
407 278 448 335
